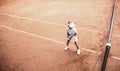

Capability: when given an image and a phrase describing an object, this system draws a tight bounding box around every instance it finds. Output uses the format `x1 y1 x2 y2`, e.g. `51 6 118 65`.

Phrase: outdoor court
0 0 120 71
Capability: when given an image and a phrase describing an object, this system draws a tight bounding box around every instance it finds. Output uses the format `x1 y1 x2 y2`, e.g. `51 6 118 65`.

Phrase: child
64 21 80 55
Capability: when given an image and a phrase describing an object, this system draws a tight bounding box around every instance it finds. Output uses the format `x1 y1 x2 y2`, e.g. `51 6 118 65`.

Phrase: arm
67 32 69 37
68 33 77 40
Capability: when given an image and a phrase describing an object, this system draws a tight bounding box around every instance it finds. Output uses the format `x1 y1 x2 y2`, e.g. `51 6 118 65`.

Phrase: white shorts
67 36 78 42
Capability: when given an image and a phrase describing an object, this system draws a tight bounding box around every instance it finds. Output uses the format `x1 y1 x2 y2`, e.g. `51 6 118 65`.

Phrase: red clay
0 0 120 71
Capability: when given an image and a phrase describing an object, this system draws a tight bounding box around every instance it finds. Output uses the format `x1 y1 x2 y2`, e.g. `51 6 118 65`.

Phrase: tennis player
64 21 80 55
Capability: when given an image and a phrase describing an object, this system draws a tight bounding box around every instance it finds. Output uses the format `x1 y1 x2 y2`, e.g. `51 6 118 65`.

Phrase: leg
67 40 70 46
74 42 79 50
64 40 70 51
74 42 80 55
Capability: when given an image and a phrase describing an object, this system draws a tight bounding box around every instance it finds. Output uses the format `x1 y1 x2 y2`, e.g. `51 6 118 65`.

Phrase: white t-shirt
66 27 78 35
66 27 78 42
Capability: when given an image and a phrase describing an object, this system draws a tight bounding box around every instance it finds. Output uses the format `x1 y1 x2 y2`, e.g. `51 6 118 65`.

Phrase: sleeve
74 28 78 34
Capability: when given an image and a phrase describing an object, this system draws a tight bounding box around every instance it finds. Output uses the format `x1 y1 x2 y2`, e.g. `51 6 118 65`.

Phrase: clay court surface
0 0 120 71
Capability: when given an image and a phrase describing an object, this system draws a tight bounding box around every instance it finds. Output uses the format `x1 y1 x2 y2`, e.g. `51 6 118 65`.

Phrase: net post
101 43 111 71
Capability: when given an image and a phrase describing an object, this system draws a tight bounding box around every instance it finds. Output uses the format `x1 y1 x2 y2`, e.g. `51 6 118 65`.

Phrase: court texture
0 0 120 71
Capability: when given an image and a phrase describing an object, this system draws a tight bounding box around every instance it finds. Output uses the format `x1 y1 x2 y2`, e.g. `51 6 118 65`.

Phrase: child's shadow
65 49 81 58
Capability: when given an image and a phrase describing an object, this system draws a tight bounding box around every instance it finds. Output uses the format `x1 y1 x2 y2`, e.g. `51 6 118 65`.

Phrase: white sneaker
77 49 80 55
64 46 69 51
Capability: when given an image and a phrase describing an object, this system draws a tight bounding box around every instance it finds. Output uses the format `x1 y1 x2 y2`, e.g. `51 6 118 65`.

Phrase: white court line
0 25 120 61
0 25 100 54
112 56 120 61
1 13 120 38
0 25 65 45
0 13 103 34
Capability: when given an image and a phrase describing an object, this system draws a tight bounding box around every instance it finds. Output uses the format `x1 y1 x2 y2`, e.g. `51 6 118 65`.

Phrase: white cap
69 22 75 28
